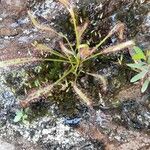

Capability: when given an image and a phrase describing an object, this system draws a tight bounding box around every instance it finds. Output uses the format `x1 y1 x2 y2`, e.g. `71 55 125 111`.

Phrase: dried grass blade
86 72 107 91
59 41 74 56
78 21 88 41
108 22 125 39
84 40 135 61
100 40 135 54
73 82 92 106
32 41 52 53
21 84 54 108
0 57 42 68
28 11 59 36
33 41 67 59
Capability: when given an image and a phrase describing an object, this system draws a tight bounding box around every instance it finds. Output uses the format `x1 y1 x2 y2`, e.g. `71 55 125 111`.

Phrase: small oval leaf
141 79 150 93
132 46 146 61
130 70 148 83
127 62 145 69
13 111 23 122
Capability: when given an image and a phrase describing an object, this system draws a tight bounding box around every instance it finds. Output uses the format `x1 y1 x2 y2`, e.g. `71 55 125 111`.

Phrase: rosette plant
0 0 135 107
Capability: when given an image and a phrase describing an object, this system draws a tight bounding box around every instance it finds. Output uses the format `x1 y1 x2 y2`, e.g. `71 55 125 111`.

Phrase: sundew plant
0 0 135 107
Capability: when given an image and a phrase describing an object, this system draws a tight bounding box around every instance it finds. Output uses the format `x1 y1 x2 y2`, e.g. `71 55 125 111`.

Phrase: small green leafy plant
14 109 29 124
0 0 135 107
127 46 150 93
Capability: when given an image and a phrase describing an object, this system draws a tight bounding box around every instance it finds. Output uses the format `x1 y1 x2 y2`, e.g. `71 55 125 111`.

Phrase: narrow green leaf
141 79 150 93
130 70 148 83
127 62 145 69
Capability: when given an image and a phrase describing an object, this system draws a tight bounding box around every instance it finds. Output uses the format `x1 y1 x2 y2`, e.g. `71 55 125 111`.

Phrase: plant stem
74 54 81 76
91 34 110 53
43 58 75 63
61 34 74 52
54 67 74 85
69 9 80 50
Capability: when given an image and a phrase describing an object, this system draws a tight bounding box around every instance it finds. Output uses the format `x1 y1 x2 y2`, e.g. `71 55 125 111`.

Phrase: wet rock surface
0 0 150 149
0 71 106 149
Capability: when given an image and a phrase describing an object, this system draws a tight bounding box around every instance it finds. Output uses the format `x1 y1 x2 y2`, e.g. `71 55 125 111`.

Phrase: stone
0 0 28 17
0 27 18 36
1 0 28 9
0 139 15 150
